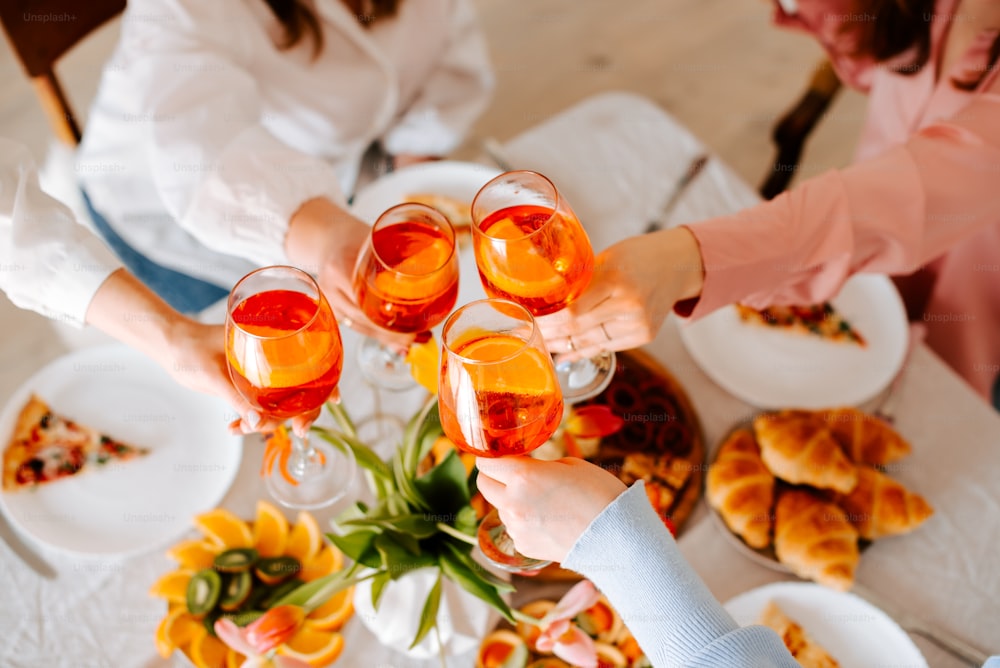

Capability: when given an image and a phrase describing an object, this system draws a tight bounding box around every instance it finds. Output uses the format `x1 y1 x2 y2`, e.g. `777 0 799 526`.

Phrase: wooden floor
0 0 870 394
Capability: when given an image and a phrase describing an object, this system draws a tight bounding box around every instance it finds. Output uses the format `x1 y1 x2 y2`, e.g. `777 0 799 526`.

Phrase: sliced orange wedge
154 605 202 658
306 586 355 631
148 569 195 604
278 623 345 667
193 508 253 549
284 511 322 563
253 499 290 558
188 625 230 668
166 539 222 570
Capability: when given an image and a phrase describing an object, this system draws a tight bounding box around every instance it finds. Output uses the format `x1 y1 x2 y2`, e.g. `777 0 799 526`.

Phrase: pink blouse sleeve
679 75 1000 319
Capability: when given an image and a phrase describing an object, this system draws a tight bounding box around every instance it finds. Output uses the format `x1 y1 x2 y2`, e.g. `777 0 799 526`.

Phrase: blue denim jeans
82 191 229 315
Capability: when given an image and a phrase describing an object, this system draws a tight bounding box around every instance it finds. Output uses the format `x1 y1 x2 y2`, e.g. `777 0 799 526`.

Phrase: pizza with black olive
735 302 866 347
2 394 149 491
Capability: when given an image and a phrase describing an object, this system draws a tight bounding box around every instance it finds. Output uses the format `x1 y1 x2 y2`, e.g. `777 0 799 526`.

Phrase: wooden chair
0 0 126 146
759 58 842 200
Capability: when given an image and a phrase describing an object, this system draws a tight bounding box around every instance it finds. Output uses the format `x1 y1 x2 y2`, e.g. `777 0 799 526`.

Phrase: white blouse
0 139 120 326
77 0 494 288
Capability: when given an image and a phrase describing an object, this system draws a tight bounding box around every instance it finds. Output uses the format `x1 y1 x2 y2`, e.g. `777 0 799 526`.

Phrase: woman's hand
537 226 704 361
162 320 321 437
475 457 627 563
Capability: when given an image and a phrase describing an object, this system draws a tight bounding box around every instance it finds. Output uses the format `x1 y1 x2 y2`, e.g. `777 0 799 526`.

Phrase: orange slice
154 606 202 658
278 624 345 667
224 649 245 668
406 336 440 396
253 500 290 557
188 625 230 668
300 544 343 582
457 335 557 397
193 508 253 549
149 569 195 604
285 511 322 563
306 586 355 631
166 539 222 570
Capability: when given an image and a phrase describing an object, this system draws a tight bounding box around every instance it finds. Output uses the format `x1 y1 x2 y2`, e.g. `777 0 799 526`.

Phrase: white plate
0 344 242 557
724 582 927 667
678 274 909 409
350 159 502 223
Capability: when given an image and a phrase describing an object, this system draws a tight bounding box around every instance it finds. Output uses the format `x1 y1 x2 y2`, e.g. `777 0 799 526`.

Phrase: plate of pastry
0 344 242 557
724 581 927 667
678 273 909 409
706 408 933 590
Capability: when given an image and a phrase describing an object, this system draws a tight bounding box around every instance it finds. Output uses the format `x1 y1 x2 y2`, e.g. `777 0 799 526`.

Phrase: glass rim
226 265 328 341
441 298 539 366
471 170 562 242
368 202 457 277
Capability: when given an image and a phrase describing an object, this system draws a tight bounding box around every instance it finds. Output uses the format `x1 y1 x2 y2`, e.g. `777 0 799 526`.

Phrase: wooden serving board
532 348 705 581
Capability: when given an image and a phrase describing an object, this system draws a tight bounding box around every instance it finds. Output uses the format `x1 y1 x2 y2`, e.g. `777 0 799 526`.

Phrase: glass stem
289 429 317 481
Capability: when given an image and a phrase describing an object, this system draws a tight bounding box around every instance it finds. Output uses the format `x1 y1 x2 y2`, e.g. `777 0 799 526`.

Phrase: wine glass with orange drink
226 265 357 510
471 171 615 403
438 298 564 572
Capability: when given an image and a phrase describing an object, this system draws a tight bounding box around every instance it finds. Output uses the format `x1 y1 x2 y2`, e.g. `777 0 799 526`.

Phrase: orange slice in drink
278 624 345 667
253 500 290 558
306 586 355 631
149 569 195 603
285 511 322 563
166 539 222 570
478 217 566 300
458 335 557 397
193 508 253 549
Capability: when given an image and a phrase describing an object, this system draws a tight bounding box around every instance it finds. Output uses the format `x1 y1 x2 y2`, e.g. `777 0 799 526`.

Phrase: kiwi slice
202 609 222 637
213 547 259 573
219 571 253 611
186 569 222 616
254 556 301 585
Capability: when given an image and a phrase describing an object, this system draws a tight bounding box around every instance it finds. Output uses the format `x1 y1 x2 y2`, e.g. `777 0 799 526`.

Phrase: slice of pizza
2 395 150 491
735 302 866 347
758 601 840 668
403 193 473 230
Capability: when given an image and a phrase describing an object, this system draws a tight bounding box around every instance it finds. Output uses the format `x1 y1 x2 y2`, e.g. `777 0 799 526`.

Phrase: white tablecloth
1 91 998 668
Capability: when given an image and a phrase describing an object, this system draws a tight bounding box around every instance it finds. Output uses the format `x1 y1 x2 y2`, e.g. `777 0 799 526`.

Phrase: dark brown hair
849 0 999 89
263 0 403 57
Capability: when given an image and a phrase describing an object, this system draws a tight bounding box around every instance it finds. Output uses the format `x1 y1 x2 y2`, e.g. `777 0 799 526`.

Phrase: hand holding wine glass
471 171 615 402
438 298 564 573
353 202 460 392
225 265 356 510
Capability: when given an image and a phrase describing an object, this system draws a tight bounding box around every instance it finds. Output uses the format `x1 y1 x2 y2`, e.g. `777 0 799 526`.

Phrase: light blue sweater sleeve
562 481 799 668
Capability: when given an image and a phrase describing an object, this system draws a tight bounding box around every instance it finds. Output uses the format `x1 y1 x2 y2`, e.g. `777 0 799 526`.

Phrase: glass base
476 509 551 574
357 336 417 392
265 436 357 510
354 412 405 459
556 350 616 404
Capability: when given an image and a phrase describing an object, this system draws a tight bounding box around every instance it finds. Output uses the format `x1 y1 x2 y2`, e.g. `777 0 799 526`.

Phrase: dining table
0 90 998 668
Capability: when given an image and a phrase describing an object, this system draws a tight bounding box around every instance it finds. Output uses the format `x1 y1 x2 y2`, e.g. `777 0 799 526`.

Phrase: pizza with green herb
2 394 149 491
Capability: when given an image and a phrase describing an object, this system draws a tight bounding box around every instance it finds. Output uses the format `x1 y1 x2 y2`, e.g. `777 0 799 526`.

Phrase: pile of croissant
707 408 934 591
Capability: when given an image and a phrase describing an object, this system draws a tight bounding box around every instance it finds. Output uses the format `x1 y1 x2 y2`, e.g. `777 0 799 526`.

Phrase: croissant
818 408 912 466
774 489 859 591
753 412 858 494
707 429 775 549
758 601 841 668
835 467 934 540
